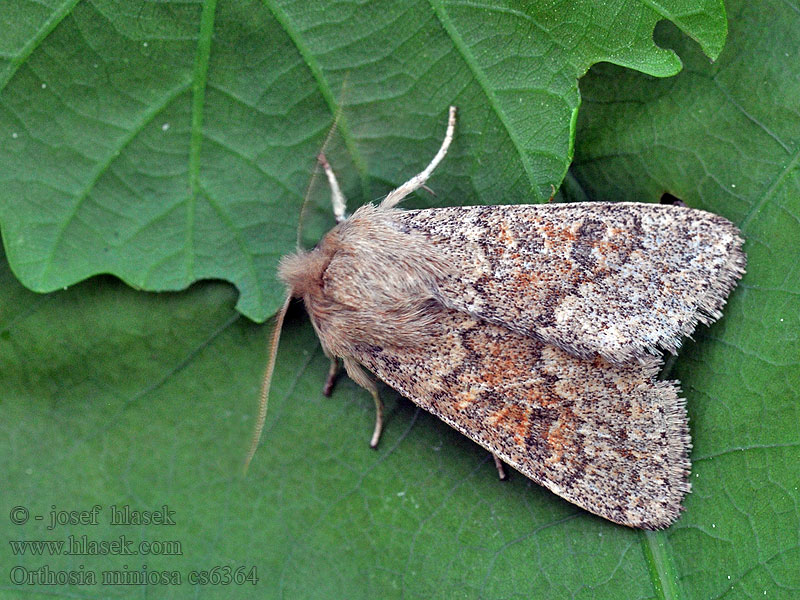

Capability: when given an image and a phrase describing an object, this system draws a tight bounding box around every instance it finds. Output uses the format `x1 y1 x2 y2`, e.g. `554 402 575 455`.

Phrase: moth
252 107 746 529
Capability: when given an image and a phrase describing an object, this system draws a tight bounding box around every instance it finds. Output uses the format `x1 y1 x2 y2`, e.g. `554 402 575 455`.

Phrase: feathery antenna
243 293 292 474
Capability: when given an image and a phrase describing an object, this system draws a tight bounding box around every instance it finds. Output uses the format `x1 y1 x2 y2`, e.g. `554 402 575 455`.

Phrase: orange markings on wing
544 407 579 463
487 403 531 445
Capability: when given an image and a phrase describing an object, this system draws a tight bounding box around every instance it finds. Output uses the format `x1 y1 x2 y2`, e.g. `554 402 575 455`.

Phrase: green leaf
4 1 798 599
0 0 725 321
569 2 800 598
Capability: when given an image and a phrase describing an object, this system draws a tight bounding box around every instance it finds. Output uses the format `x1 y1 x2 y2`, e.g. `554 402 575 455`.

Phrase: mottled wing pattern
392 203 746 364
350 304 690 529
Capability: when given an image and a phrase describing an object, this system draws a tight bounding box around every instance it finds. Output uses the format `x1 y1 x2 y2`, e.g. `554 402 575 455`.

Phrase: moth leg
322 357 340 397
317 153 348 223
492 454 509 481
380 106 457 209
661 195 687 207
343 358 385 449
367 386 384 449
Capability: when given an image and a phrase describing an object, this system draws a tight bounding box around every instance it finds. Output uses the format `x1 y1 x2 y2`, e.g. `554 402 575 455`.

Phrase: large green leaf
0 0 725 321
3 1 798 599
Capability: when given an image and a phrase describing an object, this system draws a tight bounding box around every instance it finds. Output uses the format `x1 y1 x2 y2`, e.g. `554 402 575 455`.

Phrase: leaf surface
0 0 725 320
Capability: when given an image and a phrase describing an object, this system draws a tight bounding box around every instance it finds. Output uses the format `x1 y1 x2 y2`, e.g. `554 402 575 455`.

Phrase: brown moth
252 107 746 529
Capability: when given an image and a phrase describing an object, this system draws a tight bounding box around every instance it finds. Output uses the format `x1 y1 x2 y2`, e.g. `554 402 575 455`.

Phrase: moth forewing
396 203 746 365
262 106 745 529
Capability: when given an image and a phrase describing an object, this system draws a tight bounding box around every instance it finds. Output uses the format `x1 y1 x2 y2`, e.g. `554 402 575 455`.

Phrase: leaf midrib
185 0 219 280
263 0 370 200
430 0 547 202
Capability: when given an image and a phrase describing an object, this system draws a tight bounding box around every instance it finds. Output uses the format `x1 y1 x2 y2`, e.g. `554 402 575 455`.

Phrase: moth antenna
296 100 347 245
243 293 292 474
318 153 348 222
380 105 456 209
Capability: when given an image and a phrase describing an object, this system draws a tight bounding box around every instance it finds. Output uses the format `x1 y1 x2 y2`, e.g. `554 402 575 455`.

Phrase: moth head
278 244 331 299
